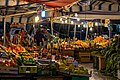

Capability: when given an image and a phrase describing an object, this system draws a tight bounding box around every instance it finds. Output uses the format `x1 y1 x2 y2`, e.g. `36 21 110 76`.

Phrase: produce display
59 59 89 75
0 44 38 67
103 36 120 76
91 35 120 77
74 40 89 48
93 36 109 47
16 52 36 66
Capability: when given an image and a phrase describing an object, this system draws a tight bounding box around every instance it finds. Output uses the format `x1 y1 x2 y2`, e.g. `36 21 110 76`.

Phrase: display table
92 54 106 70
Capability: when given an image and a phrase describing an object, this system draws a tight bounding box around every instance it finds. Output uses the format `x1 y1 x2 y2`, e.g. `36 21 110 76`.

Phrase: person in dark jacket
34 28 44 47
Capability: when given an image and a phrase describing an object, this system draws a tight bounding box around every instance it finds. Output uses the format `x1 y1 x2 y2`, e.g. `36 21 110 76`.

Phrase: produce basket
37 59 58 76
19 66 37 74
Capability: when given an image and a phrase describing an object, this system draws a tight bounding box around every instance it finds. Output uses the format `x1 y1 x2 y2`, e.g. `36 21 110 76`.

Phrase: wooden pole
4 17 6 46
85 24 88 40
74 24 76 40
51 18 53 35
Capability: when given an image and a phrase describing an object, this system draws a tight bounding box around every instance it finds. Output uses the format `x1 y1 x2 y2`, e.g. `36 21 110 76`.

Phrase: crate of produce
79 52 91 63
19 66 37 74
0 66 18 74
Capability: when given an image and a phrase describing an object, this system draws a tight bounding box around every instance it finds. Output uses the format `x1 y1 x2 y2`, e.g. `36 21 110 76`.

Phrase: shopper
20 28 25 41
42 27 53 48
5 32 11 45
34 28 44 47
12 30 21 44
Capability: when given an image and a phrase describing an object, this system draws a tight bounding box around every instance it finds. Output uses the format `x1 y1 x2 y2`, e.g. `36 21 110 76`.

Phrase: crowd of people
0 26 53 49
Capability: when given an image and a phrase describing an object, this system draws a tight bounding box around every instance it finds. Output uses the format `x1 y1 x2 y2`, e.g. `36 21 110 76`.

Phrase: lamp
35 16 39 22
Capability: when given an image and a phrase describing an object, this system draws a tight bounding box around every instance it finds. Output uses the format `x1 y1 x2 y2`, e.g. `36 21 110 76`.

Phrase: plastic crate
19 66 37 74
72 76 89 80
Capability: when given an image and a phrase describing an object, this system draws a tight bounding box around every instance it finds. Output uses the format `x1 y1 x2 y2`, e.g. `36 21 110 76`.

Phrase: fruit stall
0 41 92 80
0 0 120 79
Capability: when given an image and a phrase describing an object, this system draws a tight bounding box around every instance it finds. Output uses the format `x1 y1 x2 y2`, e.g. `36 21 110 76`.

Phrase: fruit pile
0 44 36 67
93 36 106 43
5 44 27 57
74 40 89 48
93 36 109 47
59 63 89 74
0 58 16 67
58 59 89 75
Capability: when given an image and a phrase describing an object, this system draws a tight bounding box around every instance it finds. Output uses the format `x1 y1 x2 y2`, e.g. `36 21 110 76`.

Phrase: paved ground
79 63 118 80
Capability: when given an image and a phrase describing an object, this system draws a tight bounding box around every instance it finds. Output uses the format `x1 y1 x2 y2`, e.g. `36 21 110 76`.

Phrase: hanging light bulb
77 18 80 21
65 17 67 19
78 25 80 27
75 13 78 17
60 18 62 21
65 20 67 23
83 24 86 28
71 21 74 24
95 22 98 26
35 16 39 22
90 27 92 31
81 22 84 25
62 21 64 24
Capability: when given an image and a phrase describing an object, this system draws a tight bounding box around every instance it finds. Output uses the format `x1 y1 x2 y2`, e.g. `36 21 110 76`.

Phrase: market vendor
42 27 53 48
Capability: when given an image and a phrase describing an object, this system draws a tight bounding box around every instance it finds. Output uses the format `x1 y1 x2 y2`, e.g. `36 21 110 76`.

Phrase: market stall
0 0 120 80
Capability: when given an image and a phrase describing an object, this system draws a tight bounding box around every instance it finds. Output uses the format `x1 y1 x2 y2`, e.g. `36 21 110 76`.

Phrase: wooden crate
61 50 74 57
79 52 91 63
99 57 106 70
93 55 106 70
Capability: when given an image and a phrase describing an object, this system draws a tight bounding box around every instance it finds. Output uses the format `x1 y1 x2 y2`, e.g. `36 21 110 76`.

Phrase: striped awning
0 0 120 24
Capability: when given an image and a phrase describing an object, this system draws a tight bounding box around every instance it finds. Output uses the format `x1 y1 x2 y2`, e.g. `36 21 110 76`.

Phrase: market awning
0 0 120 24
44 0 78 7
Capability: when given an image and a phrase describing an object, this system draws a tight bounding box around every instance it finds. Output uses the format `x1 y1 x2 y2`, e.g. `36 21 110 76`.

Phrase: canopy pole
73 24 76 40
85 24 89 40
51 18 53 35
4 17 6 46
68 19 70 37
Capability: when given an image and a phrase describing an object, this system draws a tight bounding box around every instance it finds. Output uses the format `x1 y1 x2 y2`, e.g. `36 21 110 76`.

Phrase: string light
60 18 62 21
75 13 78 17
81 22 84 25
71 21 74 24
78 25 80 27
65 20 67 23
90 27 92 31
95 22 98 26
77 18 80 21
83 24 86 28
35 16 39 22
62 21 64 24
